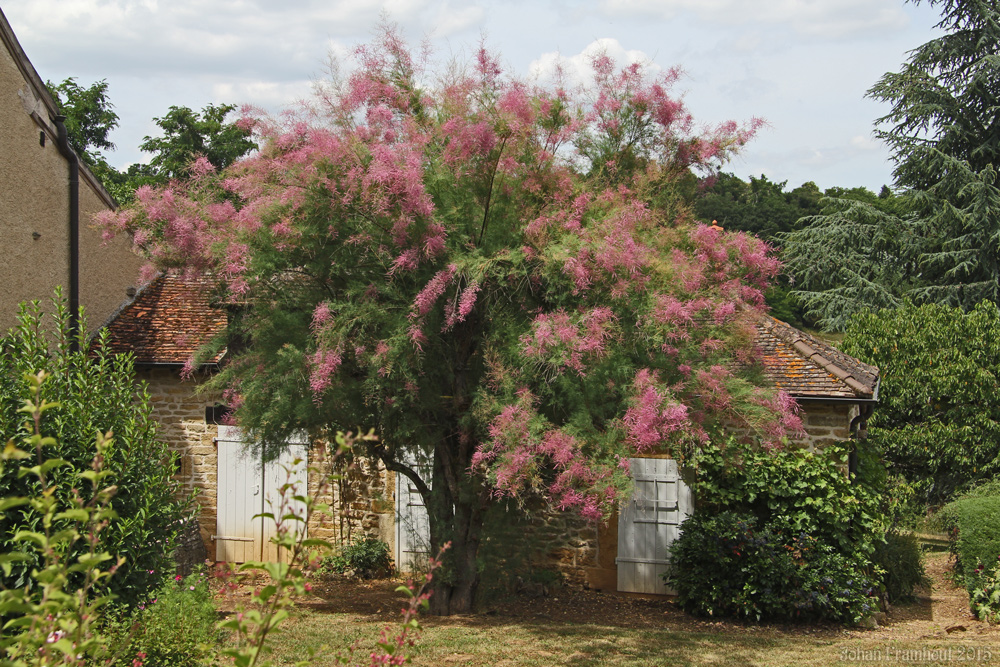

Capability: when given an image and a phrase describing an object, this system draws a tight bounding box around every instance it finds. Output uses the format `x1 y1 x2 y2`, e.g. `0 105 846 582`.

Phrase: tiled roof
96 275 878 400
754 315 878 400
95 273 227 366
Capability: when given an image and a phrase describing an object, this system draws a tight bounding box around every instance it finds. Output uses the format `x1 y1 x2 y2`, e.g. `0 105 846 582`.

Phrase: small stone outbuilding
99 273 879 590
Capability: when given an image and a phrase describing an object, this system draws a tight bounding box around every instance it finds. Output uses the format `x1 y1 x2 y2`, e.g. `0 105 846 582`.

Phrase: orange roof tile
95 273 227 366
96 275 878 400
754 315 878 400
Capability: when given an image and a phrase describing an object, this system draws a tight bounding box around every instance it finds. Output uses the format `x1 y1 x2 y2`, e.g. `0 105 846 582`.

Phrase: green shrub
960 479 1000 500
673 438 893 623
320 535 392 579
872 530 927 602
104 570 220 667
937 495 1000 596
970 558 1000 623
690 439 881 559
666 511 879 623
0 298 190 608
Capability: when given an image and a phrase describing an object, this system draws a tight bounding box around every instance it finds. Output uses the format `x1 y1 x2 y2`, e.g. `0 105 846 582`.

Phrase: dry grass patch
222 553 1000 667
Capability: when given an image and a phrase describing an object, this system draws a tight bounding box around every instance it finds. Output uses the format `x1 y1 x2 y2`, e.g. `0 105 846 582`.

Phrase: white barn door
616 458 692 594
394 447 433 572
216 426 308 563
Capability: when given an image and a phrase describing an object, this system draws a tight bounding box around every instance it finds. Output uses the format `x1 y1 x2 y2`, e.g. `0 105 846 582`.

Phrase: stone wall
300 445 395 552
543 400 860 592
138 367 393 564
138 367 219 557
796 401 855 450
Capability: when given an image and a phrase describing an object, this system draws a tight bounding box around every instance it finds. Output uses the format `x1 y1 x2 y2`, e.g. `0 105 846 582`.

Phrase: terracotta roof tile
95 273 226 366
754 315 879 400
96 275 879 401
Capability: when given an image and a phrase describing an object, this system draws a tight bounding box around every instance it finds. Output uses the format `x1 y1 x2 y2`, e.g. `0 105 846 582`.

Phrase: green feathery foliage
783 0 1000 329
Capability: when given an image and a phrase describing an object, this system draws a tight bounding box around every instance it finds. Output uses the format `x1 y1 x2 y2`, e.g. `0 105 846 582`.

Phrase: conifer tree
783 0 1000 329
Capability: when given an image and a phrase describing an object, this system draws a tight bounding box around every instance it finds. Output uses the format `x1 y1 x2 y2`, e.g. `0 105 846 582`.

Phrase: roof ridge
761 314 877 398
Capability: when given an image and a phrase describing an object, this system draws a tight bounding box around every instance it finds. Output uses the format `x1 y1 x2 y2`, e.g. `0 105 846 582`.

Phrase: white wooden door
261 433 309 563
216 426 262 563
616 458 692 594
216 426 308 563
394 447 433 572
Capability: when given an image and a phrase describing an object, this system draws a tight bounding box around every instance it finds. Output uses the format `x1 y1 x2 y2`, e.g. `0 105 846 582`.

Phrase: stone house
0 8 142 331
98 273 879 592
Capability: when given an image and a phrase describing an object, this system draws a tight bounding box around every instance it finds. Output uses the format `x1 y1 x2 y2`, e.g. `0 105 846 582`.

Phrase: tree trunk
411 315 488 616
424 437 487 615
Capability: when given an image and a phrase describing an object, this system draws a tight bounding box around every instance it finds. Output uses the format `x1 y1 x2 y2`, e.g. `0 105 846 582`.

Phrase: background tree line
45 78 256 205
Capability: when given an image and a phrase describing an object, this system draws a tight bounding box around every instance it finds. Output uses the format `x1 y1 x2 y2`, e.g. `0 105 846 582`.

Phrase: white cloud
527 37 660 86
211 79 313 108
850 134 880 151
3 0 941 191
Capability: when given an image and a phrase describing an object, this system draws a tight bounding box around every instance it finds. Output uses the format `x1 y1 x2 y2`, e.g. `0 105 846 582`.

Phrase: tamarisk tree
101 29 800 614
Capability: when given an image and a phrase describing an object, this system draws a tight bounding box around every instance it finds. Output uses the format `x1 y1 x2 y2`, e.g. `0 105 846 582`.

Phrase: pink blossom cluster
622 369 690 452
312 302 333 329
694 364 735 413
751 389 805 446
548 196 656 296
442 280 481 332
477 398 618 521
411 265 457 317
520 307 617 373
308 347 342 396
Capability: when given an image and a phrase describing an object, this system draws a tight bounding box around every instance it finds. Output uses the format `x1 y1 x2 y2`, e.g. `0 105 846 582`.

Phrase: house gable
0 7 141 330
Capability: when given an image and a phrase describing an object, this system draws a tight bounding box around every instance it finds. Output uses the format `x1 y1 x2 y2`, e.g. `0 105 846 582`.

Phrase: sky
3 0 943 192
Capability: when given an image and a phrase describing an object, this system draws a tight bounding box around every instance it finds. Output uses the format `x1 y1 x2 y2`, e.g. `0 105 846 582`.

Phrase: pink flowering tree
101 27 800 614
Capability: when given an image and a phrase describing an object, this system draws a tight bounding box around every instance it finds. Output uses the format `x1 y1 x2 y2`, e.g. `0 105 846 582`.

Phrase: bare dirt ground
219 551 999 643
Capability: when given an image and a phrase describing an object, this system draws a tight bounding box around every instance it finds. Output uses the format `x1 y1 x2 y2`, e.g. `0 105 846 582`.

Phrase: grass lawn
224 553 1000 667
257 608 997 667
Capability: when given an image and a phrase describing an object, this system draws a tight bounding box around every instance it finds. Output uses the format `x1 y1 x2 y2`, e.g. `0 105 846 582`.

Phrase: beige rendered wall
0 39 141 332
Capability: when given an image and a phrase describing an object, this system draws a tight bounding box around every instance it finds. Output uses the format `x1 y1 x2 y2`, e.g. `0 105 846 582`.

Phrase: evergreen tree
871 0 1000 307
782 0 1000 329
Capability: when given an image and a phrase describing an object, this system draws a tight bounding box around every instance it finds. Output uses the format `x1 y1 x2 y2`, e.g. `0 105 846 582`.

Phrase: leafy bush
937 495 1000 595
320 535 393 579
667 511 879 623
872 530 927 603
960 479 1000 499
672 438 896 623
690 439 882 559
970 558 1000 623
0 298 189 607
104 571 219 667
0 373 121 664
